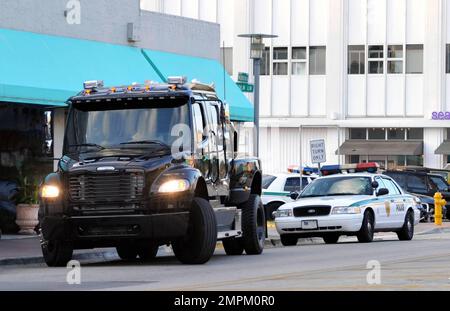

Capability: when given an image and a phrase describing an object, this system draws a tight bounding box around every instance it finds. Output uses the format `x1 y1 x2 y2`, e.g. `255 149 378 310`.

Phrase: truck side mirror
377 188 389 196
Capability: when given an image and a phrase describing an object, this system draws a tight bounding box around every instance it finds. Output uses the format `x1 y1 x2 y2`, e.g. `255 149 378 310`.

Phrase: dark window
429 175 449 192
349 128 366 139
284 177 309 192
309 46 326 75
407 175 428 193
260 47 270 76
387 45 403 74
385 172 407 189
407 128 423 140
262 175 277 189
348 45 365 74
387 128 405 140
292 47 307 75
406 44 423 74
273 47 288 75
368 128 385 140
192 103 206 146
368 45 383 74
292 47 306 59
273 47 288 60
349 155 360 164
273 62 288 75
447 44 450 74
406 155 423 166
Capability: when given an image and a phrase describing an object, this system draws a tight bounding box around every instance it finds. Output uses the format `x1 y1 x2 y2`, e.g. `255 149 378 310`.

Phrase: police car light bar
83 80 104 90
167 76 187 85
320 162 380 176
287 165 319 175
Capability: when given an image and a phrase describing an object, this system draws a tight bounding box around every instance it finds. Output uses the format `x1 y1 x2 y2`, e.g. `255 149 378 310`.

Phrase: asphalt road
1 232 450 291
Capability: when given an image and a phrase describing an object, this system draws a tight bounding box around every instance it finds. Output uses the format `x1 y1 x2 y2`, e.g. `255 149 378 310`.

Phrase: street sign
310 139 326 164
236 82 254 93
238 72 249 83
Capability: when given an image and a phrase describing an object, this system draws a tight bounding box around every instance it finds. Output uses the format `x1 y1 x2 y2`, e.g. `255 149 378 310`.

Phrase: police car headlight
273 209 293 218
331 206 361 214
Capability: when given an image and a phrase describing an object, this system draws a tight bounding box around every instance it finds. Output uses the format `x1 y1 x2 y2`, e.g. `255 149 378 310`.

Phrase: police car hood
280 195 374 209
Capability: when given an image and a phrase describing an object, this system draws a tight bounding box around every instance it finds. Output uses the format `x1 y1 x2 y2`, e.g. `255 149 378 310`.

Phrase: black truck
38 77 265 266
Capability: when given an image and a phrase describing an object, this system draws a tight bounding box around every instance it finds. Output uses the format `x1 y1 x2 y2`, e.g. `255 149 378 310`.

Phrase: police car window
429 175 449 192
382 178 401 195
301 176 372 197
284 177 309 192
407 175 428 192
262 175 276 189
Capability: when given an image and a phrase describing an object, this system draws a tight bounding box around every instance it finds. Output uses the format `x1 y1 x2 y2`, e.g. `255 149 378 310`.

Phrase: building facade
143 0 450 173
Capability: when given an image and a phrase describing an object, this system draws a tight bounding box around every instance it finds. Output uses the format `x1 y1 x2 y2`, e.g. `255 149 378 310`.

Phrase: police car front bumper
275 214 364 235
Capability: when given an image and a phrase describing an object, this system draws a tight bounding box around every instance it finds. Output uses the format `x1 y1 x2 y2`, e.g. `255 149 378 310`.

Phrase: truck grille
293 205 331 217
69 172 145 203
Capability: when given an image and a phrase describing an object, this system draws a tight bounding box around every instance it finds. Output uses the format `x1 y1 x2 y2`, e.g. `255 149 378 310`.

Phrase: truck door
191 102 212 186
204 101 220 185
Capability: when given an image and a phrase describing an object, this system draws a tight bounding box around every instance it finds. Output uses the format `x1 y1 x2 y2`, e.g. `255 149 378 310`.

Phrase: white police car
274 163 421 246
262 173 317 220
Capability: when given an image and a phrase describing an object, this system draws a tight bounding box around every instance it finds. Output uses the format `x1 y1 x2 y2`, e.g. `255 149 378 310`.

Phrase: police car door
381 177 403 228
373 177 393 229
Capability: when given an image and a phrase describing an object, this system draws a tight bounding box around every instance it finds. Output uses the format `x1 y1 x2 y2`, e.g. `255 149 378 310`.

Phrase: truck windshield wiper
119 140 170 148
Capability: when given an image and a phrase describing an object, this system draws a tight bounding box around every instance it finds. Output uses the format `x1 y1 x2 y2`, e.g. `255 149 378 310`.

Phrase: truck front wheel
172 197 217 264
42 240 73 267
241 194 265 255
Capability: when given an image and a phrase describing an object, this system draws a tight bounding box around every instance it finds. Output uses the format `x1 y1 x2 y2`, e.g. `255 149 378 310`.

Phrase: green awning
0 28 162 107
142 49 254 122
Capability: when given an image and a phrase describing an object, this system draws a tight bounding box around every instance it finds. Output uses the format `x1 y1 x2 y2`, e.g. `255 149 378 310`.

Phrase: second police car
273 163 421 246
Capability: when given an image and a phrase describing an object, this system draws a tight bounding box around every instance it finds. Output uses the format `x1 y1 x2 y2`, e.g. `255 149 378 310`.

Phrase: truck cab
39 77 265 266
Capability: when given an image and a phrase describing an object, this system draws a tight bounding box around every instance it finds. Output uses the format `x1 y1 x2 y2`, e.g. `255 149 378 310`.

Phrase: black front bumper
41 212 189 242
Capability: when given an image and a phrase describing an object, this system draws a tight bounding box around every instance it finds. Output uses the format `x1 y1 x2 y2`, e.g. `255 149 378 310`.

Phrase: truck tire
42 240 73 267
136 241 159 261
357 210 374 243
172 197 217 264
280 234 298 246
116 244 138 261
222 238 244 255
397 210 414 241
241 194 265 255
323 233 340 244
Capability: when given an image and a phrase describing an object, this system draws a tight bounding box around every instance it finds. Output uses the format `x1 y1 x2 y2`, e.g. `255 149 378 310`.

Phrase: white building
142 0 450 173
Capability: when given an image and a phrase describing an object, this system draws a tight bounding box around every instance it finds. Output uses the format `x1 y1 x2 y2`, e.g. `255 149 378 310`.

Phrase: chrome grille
69 172 145 203
293 205 331 217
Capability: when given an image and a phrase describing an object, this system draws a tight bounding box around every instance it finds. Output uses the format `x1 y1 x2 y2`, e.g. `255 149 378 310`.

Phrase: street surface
1 230 450 291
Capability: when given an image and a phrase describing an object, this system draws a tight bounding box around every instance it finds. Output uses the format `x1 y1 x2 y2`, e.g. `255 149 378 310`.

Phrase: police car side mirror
371 181 379 189
377 188 389 196
290 192 300 200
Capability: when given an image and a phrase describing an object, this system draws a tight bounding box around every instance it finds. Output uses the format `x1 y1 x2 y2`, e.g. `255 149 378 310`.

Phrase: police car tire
42 240 73 267
116 244 138 261
397 210 414 241
136 241 159 261
172 197 217 264
280 234 298 246
222 238 244 255
357 211 374 243
241 194 265 255
323 233 340 244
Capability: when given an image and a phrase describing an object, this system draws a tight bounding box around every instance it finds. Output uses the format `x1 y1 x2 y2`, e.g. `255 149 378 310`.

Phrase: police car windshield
65 98 189 154
300 176 373 197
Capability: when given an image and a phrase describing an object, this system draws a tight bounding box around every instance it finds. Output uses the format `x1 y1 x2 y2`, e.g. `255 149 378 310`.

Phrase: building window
273 47 288 75
309 46 326 75
368 128 386 140
387 45 403 74
349 128 367 140
292 47 307 75
347 155 360 164
348 45 365 74
407 128 423 140
260 47 270 76
368 45 384 74
406 155 423 166
388 128 405 140
406 44 423 74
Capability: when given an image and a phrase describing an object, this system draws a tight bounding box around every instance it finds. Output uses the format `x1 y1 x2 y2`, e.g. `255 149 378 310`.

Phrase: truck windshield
300 176 373 197
65 99 190 154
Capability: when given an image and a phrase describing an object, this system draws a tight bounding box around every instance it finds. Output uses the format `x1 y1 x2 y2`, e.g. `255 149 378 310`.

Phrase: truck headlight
41 185 60 198
273 209 293 218
158 179 190 193
331 206 361 214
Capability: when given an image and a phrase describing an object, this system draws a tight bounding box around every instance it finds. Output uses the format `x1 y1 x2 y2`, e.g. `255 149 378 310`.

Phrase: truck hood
279 195 374 210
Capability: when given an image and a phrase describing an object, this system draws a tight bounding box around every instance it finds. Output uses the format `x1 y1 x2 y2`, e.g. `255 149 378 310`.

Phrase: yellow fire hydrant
434 192 446 226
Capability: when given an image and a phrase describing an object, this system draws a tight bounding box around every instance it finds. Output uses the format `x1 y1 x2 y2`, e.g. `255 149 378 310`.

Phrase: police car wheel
323 233 340 244
280 234 298 246
241 194 266 255
172 197 217 264
397 210 414 241
42 240 73 267
357 211 374 243
222 238 244 255
116 243 138 261
136 241 159 261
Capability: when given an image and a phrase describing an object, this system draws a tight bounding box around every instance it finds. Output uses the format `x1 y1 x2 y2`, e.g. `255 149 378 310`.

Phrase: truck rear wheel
42 240 73 267
241 194 265 255
222 238 244 255
172 197 217 264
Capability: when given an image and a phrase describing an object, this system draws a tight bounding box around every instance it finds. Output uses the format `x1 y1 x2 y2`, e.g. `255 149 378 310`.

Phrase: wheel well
250 171 262 196
194 178 208 201
365 207 375 222
267 201 285 207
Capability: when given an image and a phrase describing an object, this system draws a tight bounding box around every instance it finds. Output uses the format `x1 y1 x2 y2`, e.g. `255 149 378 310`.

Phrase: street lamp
238 33 277 157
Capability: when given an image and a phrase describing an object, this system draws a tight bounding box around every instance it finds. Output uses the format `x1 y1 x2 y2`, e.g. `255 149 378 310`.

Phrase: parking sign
310 139 326 164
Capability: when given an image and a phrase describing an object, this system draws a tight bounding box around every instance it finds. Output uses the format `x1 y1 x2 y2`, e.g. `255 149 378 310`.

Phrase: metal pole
253 58 261 157
299 125 303 192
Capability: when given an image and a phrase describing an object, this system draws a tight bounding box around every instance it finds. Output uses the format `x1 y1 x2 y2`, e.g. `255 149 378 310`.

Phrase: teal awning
142 49 254 122
0 28 162 106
